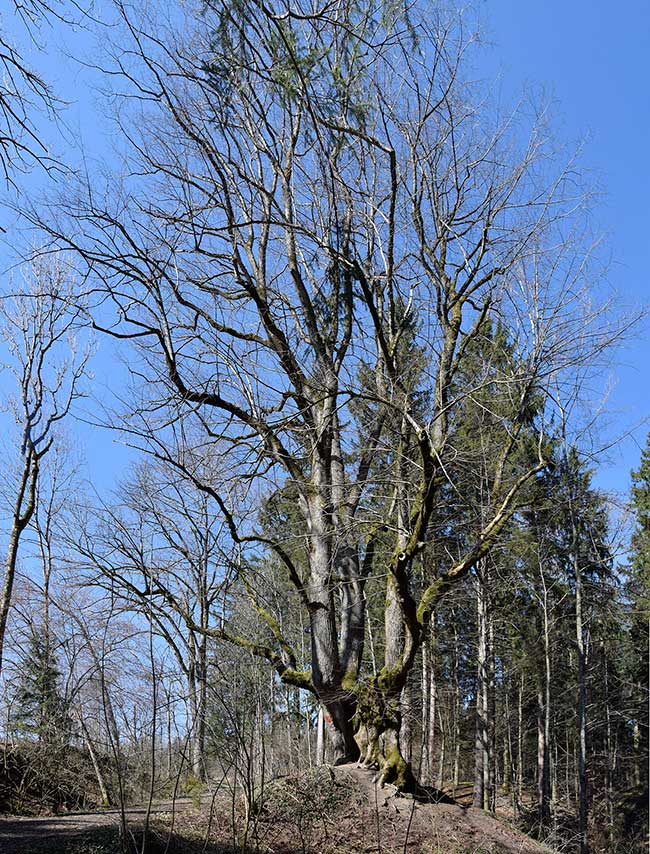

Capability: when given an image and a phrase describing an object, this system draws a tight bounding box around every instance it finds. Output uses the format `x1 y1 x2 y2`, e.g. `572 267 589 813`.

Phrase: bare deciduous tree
73 456 231 782
0 254 90 677
0 0 62 182
33 0 623 787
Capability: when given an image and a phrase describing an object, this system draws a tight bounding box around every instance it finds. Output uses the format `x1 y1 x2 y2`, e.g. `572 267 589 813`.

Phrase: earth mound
248 763 553 854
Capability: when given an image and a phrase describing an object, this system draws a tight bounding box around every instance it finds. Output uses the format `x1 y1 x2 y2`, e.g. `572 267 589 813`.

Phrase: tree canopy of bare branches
0 253 90 676
29 0 624 787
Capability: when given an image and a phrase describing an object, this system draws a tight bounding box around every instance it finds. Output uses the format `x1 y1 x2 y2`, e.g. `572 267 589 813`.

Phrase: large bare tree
73 456 231 782
33 0 620 786
0 0 61 182
0 254 89 677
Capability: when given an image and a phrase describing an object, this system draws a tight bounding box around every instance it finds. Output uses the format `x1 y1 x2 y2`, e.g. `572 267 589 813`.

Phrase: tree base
378 744 417 792
356 726 416 793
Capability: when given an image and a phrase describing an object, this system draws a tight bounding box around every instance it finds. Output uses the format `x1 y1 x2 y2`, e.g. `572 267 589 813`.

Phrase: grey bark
77 714 111 807
315 706 325 766
574 536 588 853
0 452 39 676
473 560 490 809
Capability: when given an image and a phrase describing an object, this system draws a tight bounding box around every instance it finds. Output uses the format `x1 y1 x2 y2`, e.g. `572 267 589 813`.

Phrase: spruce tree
12 629 70 747
624 434 650 792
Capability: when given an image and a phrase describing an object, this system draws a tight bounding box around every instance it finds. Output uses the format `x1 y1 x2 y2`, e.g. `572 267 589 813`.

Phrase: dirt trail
0 769 554 854
0 798 193 852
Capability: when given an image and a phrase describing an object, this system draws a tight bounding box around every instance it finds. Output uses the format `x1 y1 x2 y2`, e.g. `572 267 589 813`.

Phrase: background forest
0 1 647 853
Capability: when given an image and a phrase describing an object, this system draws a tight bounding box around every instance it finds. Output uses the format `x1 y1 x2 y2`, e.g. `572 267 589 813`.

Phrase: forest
0 1 647 853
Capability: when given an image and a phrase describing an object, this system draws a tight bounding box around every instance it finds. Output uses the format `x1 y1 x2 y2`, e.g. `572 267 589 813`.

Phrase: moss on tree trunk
352 679 417 792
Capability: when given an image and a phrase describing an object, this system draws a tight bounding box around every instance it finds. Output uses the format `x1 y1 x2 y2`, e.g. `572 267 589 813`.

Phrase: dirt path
0 799 193 853
0 772 552 854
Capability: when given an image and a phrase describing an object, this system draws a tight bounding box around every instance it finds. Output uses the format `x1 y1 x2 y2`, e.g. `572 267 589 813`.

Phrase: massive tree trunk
368 461 418 789
354 576 415 787
324 696 359 764
306 419 363 764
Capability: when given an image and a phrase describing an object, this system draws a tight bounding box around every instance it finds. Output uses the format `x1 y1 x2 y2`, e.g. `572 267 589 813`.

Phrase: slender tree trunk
517 673 524 814
78 714 111 806
427 627 437 786
605 658 614 845
437 703 446 790
299 612 312 768
552 741 558 831
536 565 551 827
421 640 430 781
268 671 275 776
166 694 173 779
301 689 311 768
453 697 461 791
187 634 208 782
187 654 200 781
400 679 413 766
366 606 378 677
473 562 489 809
452 624 461 793
503 689 512 797
255 680 265 786
0 452 38 677
573 534 588 853
536 683 551 826
315 706 325 766
565 729 571 808
487 608 496 812
285 684 293 773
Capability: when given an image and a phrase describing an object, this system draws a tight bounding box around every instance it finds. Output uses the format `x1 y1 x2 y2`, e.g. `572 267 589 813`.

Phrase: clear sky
1 0 648 500
477 1 650 494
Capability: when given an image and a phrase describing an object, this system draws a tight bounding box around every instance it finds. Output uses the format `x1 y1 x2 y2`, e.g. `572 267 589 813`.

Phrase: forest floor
0 766 555 854
0 799 198 853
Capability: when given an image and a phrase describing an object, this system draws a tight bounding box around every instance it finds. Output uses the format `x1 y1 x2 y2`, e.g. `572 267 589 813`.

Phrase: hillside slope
241 764 553 854
0 765 555 853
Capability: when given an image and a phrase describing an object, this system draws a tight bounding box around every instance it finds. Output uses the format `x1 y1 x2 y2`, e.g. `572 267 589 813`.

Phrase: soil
0 767 555 853
334 765 545 852
0 798 194 853
260 764 555 854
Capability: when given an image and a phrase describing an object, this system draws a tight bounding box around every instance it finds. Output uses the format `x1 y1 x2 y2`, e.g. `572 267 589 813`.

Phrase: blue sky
1 0 648 499
478 1 650 493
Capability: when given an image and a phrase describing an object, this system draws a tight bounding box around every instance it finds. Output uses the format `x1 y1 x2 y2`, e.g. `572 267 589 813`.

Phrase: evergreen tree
12 628 71 746
623 434 650 794
627 435 650 671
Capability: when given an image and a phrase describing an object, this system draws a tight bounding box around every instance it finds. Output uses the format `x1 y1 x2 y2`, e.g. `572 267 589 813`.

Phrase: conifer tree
624 434 650 795
12 628 70 747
